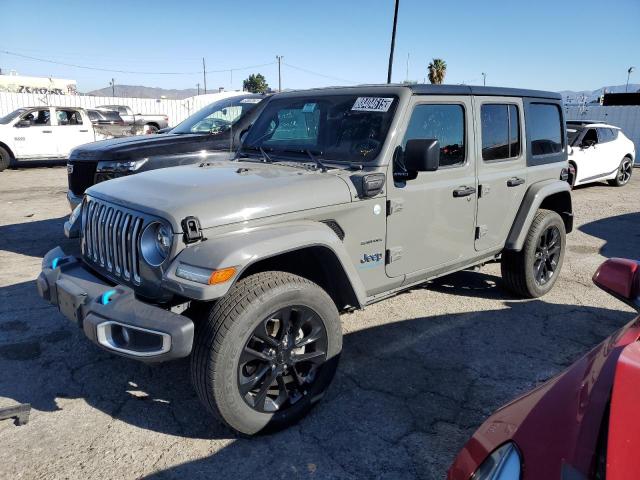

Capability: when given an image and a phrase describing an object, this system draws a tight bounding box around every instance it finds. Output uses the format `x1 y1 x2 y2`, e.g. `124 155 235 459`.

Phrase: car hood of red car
448 317 640 480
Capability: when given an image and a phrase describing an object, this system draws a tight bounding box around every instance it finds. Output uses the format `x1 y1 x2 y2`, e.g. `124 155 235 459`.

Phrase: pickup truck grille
68 161 97 196
81 197 144 285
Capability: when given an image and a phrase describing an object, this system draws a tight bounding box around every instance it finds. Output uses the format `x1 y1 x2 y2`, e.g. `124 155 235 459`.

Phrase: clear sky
1 0 639 93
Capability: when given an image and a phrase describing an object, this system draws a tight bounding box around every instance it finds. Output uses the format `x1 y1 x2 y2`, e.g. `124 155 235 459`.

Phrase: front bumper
36 247 194 362
67 190 82 211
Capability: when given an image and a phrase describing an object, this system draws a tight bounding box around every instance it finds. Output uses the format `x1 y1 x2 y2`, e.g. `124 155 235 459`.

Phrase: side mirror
15 119 31 128
404 139 440 172
593 258 640 310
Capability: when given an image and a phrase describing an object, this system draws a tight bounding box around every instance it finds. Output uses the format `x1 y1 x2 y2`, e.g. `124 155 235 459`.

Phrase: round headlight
140 222 172 266
472 442 521 480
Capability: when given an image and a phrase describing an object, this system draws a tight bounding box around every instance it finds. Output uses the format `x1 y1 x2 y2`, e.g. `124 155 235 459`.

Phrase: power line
0 49 275 76
282 62 359 85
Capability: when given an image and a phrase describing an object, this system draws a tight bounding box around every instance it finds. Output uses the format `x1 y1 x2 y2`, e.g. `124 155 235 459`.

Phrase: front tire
608 157 632 187
190 271 342 435
0 146 11 172
501 209 566 298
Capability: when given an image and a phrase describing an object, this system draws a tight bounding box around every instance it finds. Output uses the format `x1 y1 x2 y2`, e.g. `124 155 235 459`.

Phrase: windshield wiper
259 147 273 163
304 149 327 172
235 145 273 163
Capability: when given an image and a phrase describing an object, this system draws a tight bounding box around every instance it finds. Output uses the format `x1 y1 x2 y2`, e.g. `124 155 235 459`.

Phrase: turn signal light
208 267 237 285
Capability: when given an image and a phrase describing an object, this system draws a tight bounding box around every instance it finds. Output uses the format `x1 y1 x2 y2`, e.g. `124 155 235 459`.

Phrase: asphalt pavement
0 165 638 479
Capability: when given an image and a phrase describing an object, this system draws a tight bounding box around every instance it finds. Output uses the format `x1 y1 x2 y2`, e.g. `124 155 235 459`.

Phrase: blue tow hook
100 290 117 305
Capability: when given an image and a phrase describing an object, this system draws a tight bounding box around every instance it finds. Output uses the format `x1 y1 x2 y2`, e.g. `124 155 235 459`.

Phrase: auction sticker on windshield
352 97 394 112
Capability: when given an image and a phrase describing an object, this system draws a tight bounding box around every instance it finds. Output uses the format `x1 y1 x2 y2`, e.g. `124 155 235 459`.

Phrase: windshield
567 128 581 146
242 94 398 163
171 95 263 135
0 108 27 125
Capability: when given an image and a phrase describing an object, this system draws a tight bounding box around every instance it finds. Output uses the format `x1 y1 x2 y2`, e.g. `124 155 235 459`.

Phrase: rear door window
529 103 563 156
481 104 520 161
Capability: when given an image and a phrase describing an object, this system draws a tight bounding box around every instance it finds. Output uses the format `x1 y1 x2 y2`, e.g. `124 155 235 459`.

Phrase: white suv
567 121 635 187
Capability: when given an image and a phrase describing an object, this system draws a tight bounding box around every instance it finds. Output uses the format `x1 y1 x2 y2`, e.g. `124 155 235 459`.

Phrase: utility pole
405 53 409 83
276 55 283 92
626 67 635 92
196 83 200 95
202 57 207 94
110 78 115 97
482 72 486 86
387 0 400 84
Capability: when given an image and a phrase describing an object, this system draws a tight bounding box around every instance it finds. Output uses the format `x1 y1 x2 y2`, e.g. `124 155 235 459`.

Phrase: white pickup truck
0 106 110 171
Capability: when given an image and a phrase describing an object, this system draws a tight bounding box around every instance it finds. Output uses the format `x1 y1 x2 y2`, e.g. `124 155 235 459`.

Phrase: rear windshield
99 110 121 121
243 94 398 163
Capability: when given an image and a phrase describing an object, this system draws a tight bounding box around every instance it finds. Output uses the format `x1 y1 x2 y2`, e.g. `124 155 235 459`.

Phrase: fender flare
162 220 366 305
504 179 572 251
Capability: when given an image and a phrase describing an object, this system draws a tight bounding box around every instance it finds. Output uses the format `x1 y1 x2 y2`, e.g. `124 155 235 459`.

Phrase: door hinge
387 198 404 216
475 225 488 239
386 247 403 264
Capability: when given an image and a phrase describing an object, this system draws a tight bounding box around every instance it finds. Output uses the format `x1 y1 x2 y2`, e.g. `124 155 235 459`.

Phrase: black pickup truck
66 93 268 209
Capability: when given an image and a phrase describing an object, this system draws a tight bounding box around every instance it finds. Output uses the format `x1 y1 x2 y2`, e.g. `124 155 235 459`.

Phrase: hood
87 161 352 231
448 318 640 480
69 133 232 162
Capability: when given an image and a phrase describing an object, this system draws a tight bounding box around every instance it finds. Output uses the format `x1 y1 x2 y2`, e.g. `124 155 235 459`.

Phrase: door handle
452 186 476 198
42 130 52 133
79 129 89 132
507 177 525 187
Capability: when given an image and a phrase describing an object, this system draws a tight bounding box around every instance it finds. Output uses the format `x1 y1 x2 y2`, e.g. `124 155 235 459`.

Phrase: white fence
0 91 246 127
565 105 640 160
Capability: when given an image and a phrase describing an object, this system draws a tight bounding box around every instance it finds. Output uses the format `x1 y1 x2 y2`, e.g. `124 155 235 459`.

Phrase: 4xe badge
359 252 383 269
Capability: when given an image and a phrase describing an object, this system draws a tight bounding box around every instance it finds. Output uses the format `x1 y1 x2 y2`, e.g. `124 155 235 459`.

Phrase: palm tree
427 59 447 85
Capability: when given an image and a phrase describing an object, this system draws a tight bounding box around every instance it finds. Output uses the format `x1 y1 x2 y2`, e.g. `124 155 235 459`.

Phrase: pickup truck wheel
608 157 632 187
144 124 159 134
190 271 342 435
0 146 11 172
501 209 566 298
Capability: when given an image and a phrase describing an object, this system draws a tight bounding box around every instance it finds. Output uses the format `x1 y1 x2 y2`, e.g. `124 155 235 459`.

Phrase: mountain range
559 83 640 103
85 83 640 101
87 85 203 99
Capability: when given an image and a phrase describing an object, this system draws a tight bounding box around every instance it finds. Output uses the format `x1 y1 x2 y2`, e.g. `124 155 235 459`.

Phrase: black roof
276 84 561 101
408 84 561 100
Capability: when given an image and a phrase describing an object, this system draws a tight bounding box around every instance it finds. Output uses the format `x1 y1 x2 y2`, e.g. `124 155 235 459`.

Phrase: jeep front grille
81 197 144 285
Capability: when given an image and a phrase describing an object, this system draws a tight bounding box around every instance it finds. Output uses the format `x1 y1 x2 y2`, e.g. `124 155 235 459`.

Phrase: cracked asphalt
1 165 638 480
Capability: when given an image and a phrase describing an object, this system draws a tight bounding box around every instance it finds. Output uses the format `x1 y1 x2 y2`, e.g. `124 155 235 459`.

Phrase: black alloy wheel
617 159 632 185
238 305 328 413
533 225 561 286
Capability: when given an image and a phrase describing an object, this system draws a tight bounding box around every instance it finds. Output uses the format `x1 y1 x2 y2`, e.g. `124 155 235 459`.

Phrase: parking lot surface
1 165 638 479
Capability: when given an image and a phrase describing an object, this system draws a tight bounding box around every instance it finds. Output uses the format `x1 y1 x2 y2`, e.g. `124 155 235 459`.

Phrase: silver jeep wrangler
37 84 572 434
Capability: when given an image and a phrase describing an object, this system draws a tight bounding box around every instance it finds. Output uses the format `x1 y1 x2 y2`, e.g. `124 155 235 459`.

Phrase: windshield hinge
181 216 203 244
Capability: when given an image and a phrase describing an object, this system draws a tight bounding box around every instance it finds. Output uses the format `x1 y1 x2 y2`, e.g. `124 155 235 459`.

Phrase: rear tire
190 271 342 435
0 146 11 172
144 124 159 134
608 157 632 187
501 209 566 298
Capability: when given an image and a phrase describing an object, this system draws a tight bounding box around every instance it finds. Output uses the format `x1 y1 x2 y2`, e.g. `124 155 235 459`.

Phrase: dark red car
448 258 640 480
